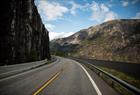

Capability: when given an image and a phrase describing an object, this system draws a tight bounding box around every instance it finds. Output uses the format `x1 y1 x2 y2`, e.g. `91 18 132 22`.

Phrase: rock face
0 0 51 65
51 19 140 63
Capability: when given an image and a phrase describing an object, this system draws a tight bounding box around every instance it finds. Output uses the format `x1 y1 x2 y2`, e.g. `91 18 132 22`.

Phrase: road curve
0 57 119 95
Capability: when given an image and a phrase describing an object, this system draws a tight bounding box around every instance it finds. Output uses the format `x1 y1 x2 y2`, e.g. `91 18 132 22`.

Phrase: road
0 58 50 79
0 57 119 95
0 59 48 74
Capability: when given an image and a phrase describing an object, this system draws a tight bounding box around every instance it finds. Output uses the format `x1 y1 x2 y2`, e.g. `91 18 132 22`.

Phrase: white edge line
75 61 102 95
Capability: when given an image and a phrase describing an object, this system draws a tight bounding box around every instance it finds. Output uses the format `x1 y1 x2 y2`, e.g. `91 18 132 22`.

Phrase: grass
112 55 140 63
46 60 53 64
99 66 140 89
97 66 140 95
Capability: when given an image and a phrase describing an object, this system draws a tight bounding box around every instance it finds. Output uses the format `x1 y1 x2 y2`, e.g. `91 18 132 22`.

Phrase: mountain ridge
51 19 140 63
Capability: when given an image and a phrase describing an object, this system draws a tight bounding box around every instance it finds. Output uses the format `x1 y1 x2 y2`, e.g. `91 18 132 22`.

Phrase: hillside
0 0 51 65
51 19 140 63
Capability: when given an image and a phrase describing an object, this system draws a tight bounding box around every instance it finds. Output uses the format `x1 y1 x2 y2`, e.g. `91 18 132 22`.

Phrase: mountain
50 19 140 63
0 0 51 65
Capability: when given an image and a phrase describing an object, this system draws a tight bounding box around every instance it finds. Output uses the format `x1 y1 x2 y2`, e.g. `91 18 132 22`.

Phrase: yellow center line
32 71 62 95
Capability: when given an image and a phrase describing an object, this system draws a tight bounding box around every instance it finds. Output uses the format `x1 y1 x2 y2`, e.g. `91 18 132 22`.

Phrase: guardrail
84 63 140 95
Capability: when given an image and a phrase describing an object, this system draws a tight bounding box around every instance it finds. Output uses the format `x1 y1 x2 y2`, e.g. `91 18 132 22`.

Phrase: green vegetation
98 66 140 95
82 40 93 44
98 66 140 89
51 51 69 57
51 51 77 57
112 55 140 63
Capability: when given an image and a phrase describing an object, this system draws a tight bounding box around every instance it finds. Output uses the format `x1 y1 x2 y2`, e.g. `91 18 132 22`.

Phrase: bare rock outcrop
0 0 51 65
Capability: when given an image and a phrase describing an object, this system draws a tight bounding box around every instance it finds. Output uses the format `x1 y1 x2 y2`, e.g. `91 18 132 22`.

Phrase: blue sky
35 0 140 40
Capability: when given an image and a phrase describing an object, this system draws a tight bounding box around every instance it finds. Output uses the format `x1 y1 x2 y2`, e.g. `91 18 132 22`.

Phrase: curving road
0 57 119 95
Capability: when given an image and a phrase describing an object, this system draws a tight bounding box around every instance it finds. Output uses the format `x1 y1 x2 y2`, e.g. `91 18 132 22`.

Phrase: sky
35 0 140 40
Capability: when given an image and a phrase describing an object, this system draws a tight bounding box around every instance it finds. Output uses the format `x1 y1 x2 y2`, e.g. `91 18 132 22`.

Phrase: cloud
69 1 81 15
107 3 113 7
100 3 109 12
104 11 118 22
132 0 139 4
49 32 75 40
106 0 114 7
90 1 118 22
45 23 74 40
132 12 140 19
121 1 129 7
38 1 68 21
69 1 91 15
45 24 55 31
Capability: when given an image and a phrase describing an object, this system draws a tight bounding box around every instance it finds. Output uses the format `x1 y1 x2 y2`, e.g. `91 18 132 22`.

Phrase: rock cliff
0 0 51 65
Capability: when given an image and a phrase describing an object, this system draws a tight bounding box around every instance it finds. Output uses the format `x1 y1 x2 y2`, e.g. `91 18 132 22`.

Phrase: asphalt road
0 59 48 74
0 57 119 95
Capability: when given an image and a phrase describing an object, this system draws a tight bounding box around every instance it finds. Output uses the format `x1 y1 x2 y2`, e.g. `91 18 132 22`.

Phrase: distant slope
50 19 140 63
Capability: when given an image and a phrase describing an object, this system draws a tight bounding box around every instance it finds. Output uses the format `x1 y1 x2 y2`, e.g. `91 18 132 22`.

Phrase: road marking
32 70 61 95
75 61 102 95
